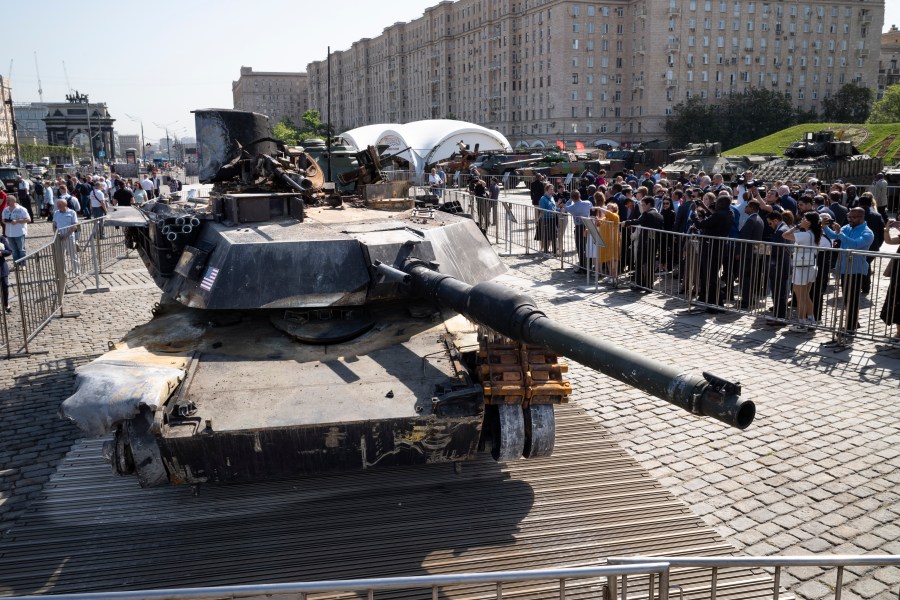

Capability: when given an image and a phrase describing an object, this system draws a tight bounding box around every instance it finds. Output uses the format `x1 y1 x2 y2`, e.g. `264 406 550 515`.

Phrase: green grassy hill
725 123 900 166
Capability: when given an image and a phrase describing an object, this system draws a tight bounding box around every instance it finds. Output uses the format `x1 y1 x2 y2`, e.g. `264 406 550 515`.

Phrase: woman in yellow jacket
596 202 621 286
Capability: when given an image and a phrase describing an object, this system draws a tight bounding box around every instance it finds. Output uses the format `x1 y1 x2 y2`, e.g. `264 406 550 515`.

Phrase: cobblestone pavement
0 223 160 530
0 225 898 600
498 254 900 600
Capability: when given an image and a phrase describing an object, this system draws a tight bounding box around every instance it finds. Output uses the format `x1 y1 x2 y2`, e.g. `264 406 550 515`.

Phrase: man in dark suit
694 195 734 309
622 196 664 291
529 174 546 208
826 191 849 227
766 211 791 325
737 200 765 309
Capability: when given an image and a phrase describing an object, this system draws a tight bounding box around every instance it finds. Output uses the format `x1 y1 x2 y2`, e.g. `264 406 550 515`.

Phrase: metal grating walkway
0 404 780 599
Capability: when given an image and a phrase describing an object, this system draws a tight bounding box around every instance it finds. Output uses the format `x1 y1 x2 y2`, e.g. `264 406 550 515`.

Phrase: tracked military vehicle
753 130 883 184
60 109 754 488
660 142 774 182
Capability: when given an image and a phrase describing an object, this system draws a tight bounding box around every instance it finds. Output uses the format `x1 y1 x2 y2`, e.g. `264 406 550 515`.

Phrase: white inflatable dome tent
339 120 512 177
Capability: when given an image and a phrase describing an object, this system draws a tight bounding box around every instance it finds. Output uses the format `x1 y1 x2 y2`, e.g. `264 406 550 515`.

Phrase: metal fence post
558 213 567 270
1 293 10 360
12 267 29 355
52 233 67 311
91 221 103 291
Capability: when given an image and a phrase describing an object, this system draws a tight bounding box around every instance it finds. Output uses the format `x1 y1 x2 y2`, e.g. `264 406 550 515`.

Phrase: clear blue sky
3 0 438 142
4 0 897 143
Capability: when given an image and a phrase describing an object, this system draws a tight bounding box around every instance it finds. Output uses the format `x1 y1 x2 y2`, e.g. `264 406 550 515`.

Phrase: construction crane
33 52 43 102
62 60 72 93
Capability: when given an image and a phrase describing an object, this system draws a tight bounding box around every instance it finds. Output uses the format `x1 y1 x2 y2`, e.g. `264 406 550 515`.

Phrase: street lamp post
124 113 147 164
153 120 179 167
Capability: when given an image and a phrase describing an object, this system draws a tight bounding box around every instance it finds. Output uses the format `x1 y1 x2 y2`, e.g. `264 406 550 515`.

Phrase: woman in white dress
783 211 823 332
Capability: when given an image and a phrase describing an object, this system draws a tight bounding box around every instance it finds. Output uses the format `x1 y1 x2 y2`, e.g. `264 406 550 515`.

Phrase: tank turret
59 110 754 488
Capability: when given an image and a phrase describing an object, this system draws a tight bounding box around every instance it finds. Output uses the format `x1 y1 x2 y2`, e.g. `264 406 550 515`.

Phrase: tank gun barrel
392 261 754 429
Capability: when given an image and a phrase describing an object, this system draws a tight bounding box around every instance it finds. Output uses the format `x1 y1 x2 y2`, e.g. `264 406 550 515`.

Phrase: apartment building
232 67 310 125
878 24 900 98
0 76 14 149
306 0 884 148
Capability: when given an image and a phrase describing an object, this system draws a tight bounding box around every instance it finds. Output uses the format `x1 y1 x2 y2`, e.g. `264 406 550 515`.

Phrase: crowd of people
0 169 181 315
520 168 896 345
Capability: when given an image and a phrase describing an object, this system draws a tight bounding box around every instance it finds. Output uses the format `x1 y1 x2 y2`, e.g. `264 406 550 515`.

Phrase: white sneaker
788 323 808 333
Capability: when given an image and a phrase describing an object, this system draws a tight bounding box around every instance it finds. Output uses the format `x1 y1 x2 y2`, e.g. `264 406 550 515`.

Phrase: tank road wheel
523 404 556 458
491 404 525 462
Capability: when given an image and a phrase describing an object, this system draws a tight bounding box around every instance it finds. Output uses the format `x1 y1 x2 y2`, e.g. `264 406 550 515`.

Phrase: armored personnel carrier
753 130 883 184
60 109 754 488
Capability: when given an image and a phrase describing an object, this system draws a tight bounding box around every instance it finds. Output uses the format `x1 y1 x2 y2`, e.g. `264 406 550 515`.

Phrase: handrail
610 556 900 600
1 563 671 600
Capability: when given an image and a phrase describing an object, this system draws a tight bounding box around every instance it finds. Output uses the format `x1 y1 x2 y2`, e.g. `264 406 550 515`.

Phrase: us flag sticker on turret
200 267 219 291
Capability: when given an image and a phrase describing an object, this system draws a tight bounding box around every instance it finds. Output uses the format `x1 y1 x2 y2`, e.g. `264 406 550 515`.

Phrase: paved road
0 222 898 600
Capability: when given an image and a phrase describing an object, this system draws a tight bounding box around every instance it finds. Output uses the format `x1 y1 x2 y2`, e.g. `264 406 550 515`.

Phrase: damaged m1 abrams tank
60 109 755 488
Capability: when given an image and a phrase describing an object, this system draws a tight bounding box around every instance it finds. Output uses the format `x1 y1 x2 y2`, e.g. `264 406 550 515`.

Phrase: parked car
0 165 29 194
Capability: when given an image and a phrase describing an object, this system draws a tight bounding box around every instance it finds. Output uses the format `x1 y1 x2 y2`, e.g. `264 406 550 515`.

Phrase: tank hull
91 303 488 487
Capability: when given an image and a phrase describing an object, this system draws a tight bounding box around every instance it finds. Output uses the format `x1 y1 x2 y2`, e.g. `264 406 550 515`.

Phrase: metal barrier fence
612 226 900 347
608 555 900 600
0 562 672 600
4 555 898 599
1 216 128 359
63 217 130 292
442 190 900 347
1 231 66 358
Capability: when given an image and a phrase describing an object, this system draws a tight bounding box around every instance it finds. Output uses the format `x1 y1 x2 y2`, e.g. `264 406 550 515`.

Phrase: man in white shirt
16 175 33 215
52 198 80 276
2 195 32 269
140 175 155 199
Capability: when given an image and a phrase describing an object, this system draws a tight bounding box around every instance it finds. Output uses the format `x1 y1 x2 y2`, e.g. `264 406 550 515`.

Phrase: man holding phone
1 195 32 270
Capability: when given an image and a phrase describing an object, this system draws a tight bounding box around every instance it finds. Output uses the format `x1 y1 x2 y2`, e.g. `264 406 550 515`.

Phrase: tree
665 88 805 150
868 84 900 124
821 83 873 123
664 97 721 148
272 118 301 145
720 88 797 148
300 110 322 136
